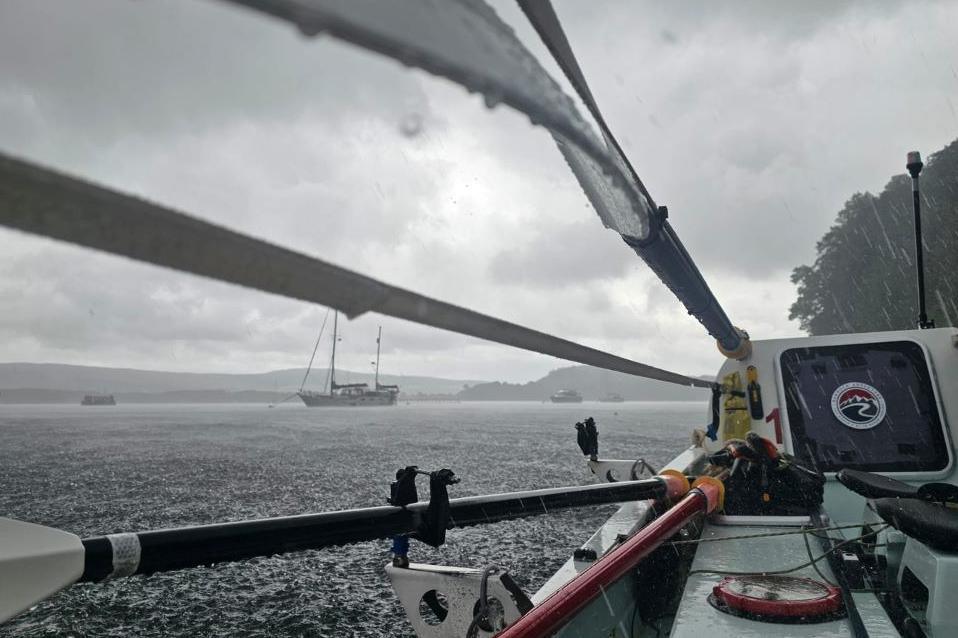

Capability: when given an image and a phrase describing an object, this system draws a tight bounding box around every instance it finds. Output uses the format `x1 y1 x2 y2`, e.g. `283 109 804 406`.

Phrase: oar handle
496 476 722 638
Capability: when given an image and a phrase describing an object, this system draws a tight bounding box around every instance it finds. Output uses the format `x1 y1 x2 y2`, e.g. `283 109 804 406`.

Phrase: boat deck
534 500 654 603
669 517 897 638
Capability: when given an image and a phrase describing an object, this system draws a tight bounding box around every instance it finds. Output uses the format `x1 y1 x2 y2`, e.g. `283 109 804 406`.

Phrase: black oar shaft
78 478 669 582
446 479 669 528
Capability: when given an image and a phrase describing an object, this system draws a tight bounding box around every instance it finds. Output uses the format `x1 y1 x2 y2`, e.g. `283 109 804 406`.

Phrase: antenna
906 151 935 329
374 326 382 390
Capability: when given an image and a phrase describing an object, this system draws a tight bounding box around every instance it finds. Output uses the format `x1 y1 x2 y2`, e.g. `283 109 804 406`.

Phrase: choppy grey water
0 401 703 637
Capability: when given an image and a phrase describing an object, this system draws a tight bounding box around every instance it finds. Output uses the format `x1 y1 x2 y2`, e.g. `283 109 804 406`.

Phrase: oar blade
0 518 84 622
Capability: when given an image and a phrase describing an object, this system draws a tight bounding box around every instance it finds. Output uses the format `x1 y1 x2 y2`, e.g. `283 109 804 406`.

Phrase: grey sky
1 0 956 382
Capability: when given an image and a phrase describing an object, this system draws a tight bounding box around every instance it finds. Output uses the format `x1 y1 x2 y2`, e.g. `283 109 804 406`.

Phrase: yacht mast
329 311 338 396
374 326 382 390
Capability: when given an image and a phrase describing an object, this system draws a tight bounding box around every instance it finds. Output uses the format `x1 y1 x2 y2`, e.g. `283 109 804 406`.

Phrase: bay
0 401 703 637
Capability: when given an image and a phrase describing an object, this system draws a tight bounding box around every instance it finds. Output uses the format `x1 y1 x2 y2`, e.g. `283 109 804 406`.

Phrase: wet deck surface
670 519 854 638
533 500 653 603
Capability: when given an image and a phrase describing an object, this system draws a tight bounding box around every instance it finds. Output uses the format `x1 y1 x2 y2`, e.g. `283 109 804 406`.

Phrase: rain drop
399 113 424 138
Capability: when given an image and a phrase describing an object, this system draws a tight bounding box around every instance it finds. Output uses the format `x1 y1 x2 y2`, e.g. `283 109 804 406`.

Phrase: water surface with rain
1 401 699 637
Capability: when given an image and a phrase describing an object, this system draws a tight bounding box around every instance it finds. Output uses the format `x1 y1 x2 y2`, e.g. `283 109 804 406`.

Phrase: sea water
0 401 702 637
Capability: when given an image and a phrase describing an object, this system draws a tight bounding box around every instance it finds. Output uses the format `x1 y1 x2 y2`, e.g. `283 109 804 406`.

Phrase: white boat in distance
550 389 584 403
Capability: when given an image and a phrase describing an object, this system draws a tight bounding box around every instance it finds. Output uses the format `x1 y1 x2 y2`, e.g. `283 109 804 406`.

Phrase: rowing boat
2 2 955 636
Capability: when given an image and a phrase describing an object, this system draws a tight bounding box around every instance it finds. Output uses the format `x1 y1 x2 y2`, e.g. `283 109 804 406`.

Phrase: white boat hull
298 391 396 407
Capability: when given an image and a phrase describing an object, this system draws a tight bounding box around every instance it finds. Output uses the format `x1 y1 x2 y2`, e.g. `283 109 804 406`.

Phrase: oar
0 474 688 622
1 0 749 376
496 476 724 638
224 0 748 357
0 153 709 389
0 518 85 626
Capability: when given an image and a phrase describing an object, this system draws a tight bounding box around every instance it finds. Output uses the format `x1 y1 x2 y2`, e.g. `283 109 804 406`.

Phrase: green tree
790 139 958 334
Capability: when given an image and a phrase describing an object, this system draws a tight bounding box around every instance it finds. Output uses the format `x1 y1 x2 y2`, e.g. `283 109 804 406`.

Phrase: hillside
0 362 481 402
0 362 710 404
457 365 710 401
791 138 958 333
0 388 290 404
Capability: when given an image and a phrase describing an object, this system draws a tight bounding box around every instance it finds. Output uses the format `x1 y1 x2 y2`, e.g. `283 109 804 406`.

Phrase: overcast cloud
1 0 956 382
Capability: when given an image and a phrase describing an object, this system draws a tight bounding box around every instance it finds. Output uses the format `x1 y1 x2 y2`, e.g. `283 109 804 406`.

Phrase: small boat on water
80 394 115 406
598 392 625 403
550 389 583 403
1 2 955 637
296 312 399 407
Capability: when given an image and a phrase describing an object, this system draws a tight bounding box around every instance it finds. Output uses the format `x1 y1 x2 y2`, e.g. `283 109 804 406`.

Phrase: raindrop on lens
399 113 424 138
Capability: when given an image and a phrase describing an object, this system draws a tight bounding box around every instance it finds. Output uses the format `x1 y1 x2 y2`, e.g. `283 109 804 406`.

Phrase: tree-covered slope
790 140 958 334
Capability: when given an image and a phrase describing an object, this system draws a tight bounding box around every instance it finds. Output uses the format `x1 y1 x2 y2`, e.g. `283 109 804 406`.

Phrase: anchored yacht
297 313 399 407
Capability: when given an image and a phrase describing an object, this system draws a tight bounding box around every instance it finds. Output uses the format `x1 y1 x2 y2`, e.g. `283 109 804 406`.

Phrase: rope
667 523 867 546
802 522 837 586
300 308 331 391
686 524 890 578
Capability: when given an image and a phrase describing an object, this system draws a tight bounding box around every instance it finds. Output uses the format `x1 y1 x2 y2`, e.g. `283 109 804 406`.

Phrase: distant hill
457 365 711 401
0 362 482 403
0 388 290 404
0 362 710 404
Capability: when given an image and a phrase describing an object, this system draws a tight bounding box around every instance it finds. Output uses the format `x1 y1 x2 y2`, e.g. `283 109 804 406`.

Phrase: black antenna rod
906 151 934 329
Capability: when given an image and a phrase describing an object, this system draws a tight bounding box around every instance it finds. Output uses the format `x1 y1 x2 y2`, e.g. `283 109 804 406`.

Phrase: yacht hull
297 392 396 407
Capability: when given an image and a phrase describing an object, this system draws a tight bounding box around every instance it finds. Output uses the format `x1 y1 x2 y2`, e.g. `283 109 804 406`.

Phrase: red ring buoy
710 575 842 621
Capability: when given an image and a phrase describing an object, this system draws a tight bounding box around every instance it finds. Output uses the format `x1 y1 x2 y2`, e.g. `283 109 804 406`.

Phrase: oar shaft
78 477 679 582
0 154 709 389
497 478 722 638
446 477 679 528
80 506 415 582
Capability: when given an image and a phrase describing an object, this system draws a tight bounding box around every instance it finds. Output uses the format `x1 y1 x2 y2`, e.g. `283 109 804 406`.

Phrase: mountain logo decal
830 382 886 430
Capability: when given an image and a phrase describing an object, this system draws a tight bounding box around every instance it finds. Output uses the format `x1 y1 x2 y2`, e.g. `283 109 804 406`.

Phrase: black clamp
387 466 460 548
575 417 598 460
388 466 420 507
416 468 459 547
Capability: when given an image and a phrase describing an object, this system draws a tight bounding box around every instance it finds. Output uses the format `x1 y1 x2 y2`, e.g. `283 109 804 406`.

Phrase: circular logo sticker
830 382 886 430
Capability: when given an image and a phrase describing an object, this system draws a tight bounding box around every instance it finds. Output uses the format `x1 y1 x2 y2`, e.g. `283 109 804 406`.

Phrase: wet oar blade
518 0 745 355
223 0 652 239
222 0 743 354
0 518 84 623
0 153 708 388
